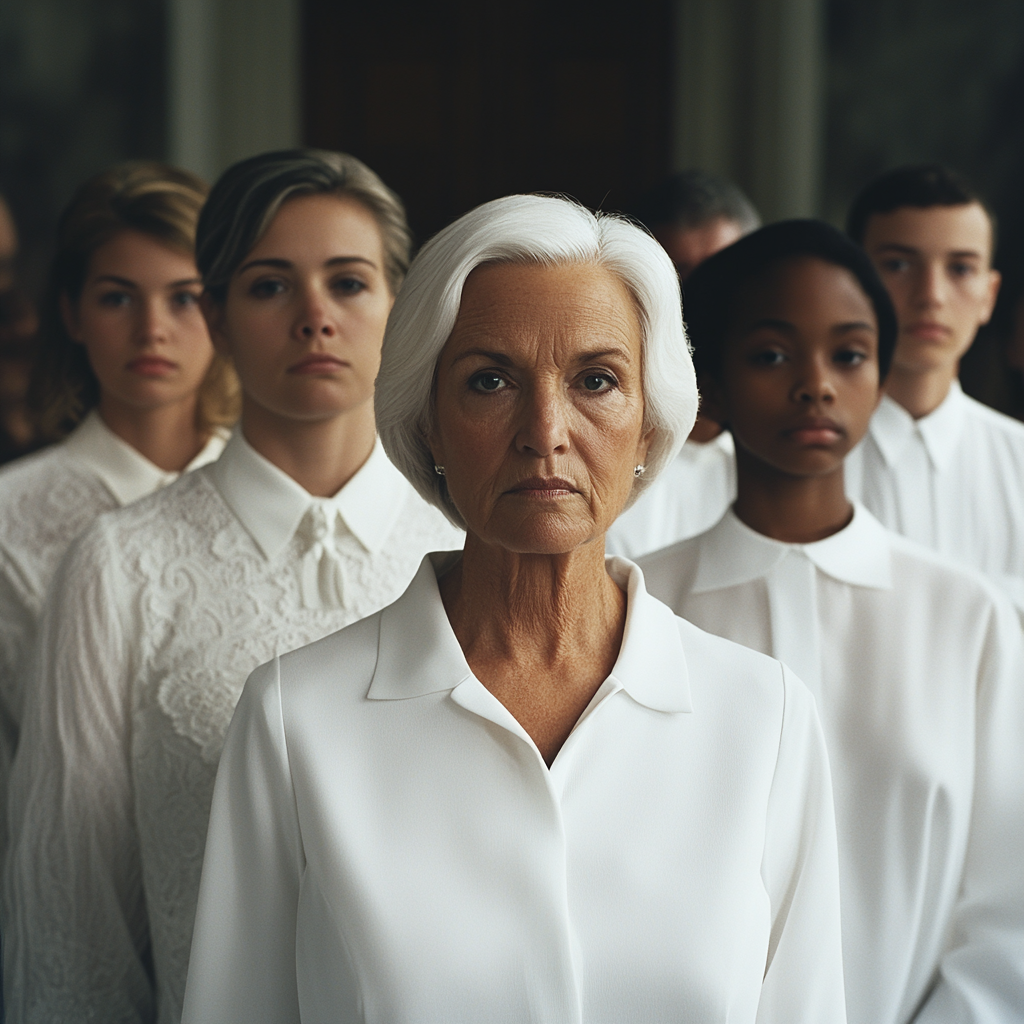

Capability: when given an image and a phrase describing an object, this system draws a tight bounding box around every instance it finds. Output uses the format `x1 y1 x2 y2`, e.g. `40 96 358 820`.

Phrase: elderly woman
181 196 847 1023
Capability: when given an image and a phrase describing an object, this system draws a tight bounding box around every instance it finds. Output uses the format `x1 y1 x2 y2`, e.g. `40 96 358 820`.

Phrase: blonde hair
32 161 239 440
196 149 411 303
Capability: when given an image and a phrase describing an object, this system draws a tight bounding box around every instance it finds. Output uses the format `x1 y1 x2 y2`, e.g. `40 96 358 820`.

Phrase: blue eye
470 372 507 392
582 374 614 392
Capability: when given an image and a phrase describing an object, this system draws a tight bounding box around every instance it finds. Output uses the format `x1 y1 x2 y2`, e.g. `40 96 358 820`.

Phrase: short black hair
633 170 761 234
846 164 997 249
684 219 898 382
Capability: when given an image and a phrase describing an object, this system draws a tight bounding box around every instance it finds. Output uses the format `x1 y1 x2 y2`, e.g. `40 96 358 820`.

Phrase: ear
635 423 657 466
199 293 231 358
979 268 1002 327
60 292 83 343
696 372 728 428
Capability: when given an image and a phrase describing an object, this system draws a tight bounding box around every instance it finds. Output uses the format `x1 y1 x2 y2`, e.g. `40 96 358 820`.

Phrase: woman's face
710 255 881 479
207 193 392 425
430 261 653 554
63 230 213 413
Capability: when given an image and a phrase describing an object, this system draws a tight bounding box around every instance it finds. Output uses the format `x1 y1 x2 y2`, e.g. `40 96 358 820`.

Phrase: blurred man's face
654 217 745 281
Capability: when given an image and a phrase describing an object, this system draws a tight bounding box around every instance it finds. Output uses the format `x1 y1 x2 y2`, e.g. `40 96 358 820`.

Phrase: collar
691 503 892 594
61 410 226 505
368 552 691 714
208 429 408 561
869 380 967 472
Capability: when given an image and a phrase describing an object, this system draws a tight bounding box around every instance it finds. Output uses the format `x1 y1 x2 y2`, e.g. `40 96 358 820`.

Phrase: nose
792 355 836 405
135 295 169 346
294 284 337 342
914 261 947 309
515 381 571 459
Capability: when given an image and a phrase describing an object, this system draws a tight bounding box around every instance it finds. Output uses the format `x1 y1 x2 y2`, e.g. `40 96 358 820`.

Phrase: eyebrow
873 243 984 260
236 255 378 275
741 318 876 335
449 346 632 367
92 274 202 289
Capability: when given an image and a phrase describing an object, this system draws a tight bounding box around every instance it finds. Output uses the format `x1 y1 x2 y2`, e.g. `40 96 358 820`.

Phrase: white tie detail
297 502 348 610
766 550 821 698
895 430 936 547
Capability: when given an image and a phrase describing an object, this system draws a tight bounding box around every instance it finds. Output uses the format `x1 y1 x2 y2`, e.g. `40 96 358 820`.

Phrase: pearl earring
634 465 645 478
434 465 445 477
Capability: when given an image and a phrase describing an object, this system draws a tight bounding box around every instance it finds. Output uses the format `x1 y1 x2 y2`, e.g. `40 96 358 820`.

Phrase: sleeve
913 594 1024 1023
180 657 303 1024
2 525 153 1023
0 548 34 847
757 665 847 1024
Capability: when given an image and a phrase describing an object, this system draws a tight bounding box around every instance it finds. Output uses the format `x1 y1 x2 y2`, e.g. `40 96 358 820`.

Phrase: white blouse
0 411 225 809
639 506 1024 1024
3 430 463 1024
182 554 847 1024
846 381 1024 610
605 433 736 559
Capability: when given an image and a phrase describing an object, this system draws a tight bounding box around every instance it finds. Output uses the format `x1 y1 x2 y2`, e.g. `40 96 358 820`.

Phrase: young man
844 165 1024 607
640 220 1024 1024
607 171 760 557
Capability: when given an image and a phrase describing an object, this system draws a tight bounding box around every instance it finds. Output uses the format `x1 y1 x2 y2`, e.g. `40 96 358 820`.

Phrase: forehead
863 202 993 258
249 193 383 262
732 255 875 324
449 260 642 353
87 229 197 279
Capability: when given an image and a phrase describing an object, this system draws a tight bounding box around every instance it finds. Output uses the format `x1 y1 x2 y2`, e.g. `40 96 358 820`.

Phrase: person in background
0 164 235 846
844 164 1024 609
2 148 462 1024
641 220 1024 1024
181 194 845 1024
0 193 42 464
607 170 760 558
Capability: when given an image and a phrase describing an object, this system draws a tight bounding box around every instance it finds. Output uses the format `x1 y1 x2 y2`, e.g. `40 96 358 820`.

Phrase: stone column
167 0 302 182
671 0 825 221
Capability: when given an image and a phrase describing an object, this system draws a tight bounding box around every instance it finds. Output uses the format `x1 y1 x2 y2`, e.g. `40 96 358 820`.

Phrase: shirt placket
766 550 822 699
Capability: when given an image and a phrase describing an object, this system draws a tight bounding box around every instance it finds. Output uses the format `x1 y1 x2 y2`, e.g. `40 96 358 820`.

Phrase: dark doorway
303 0 673 245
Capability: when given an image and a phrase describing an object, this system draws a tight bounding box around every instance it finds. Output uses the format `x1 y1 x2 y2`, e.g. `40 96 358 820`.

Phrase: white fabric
640 506 1024 1024
0 411 225 828
846 381 1024 609
3 429 464 1024
606 433 736 558
182 553 847 1024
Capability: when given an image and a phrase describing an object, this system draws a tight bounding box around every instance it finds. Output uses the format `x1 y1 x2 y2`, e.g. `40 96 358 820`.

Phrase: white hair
375 194 699 528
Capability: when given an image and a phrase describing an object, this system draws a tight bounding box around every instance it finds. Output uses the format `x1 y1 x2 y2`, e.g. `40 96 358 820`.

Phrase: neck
97 395 207 472
439 534 624 670
240 397 377 497
732 444 852 544
882 362 956 419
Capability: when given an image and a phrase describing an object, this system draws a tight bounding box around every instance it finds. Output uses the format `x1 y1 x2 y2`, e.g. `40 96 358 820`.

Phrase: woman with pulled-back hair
0 162 234 832
3 149 461 1023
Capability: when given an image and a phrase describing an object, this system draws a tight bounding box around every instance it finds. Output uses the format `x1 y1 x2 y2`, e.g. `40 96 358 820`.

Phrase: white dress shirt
182 553 846 1024
605 433 736 559
846 381 1024 609
3 430 463 1024
639 506 1024 1024
0 411 225 821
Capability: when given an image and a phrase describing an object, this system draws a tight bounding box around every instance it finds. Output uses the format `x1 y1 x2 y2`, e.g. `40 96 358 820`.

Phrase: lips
507 476 578 497
288 353 348 374
784 418 844 446
127 356 176 377
906 321 952 340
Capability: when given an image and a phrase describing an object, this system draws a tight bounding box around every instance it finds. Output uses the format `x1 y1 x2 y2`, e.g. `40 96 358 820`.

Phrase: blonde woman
0 163 235 827
3 149 462 1024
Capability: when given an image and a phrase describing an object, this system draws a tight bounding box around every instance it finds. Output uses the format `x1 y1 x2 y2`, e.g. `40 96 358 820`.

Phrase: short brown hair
196 149 412 304
31 161 240 440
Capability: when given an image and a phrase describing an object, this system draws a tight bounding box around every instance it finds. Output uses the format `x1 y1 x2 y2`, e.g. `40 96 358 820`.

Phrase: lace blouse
3 430 463 1024
0 412 226 817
